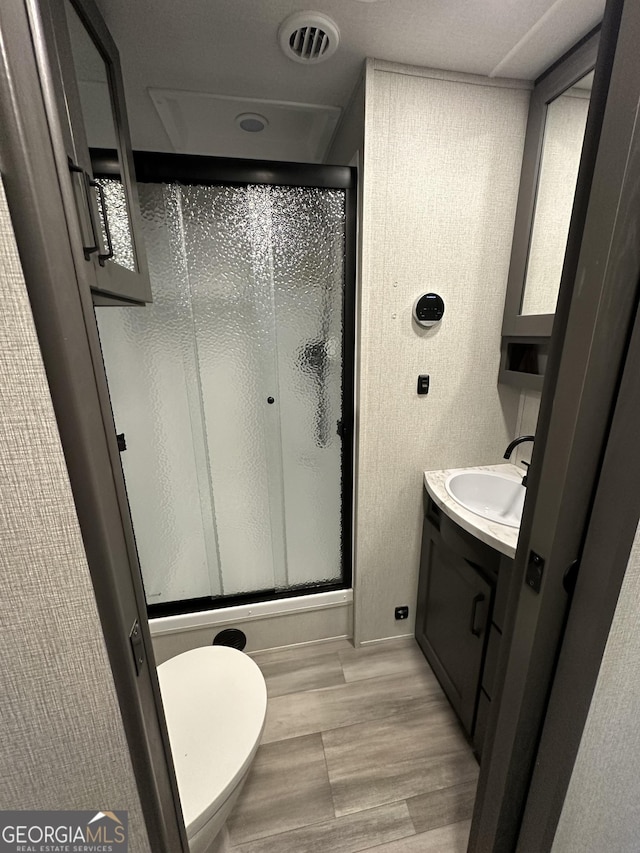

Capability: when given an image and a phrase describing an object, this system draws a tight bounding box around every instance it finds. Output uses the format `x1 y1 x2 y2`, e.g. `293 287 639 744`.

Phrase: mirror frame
501 29 600 338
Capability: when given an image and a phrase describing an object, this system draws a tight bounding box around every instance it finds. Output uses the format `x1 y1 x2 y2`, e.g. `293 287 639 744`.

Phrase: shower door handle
267 396 275 404
336 419 346 438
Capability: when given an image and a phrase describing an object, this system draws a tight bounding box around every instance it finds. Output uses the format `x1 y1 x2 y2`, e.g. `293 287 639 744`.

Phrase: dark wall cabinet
35 0 151 303
498 32 600 391
415 493 513 758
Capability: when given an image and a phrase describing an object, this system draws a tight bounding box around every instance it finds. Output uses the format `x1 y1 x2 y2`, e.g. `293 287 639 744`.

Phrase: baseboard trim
358 633 414 647
248 634 352 657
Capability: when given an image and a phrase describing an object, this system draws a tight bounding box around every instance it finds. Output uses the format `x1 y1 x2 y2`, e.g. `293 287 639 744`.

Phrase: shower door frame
94 151 357 617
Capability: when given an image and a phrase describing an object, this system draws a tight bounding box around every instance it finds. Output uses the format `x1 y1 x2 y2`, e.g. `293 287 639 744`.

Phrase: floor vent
279 12 339 64
213 628 247 651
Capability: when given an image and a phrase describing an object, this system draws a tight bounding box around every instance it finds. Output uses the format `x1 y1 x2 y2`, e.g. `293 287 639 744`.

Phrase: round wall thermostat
413 293 445 327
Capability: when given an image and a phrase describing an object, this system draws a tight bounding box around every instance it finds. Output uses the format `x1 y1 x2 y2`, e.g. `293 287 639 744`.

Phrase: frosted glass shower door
179 185 287 596
97 178 347 608
180 185 345 593
270 187 345 587
96 184 222 605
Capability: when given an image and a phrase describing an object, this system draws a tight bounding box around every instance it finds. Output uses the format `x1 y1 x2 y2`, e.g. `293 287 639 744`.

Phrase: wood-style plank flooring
224 637 478 853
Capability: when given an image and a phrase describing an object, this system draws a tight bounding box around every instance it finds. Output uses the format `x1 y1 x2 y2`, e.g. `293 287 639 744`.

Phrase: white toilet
157 645 267 853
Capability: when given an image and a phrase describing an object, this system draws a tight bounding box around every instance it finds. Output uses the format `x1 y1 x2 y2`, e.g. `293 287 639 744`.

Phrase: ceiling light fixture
236 113 269 133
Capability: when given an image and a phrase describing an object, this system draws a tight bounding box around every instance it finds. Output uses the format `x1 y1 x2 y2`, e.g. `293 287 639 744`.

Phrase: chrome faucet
503 435 535 486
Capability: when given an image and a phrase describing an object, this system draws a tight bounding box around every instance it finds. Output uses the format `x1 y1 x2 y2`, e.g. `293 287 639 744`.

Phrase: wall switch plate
395 606 409 620
417 375 430 395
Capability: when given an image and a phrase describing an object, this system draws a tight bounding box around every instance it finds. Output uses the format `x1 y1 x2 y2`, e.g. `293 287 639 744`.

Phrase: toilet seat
157 646 267 840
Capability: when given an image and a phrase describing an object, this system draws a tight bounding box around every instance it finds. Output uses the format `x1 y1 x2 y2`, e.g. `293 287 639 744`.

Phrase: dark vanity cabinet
415 492 512 757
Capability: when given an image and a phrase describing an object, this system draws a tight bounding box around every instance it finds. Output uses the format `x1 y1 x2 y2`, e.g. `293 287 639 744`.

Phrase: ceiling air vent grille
279 12 340 64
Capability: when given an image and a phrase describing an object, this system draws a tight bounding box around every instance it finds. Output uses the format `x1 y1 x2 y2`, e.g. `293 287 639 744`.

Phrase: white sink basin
445 470 525 528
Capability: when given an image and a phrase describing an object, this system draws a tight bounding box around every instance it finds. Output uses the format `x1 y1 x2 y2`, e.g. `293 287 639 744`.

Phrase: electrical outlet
395 606 409 620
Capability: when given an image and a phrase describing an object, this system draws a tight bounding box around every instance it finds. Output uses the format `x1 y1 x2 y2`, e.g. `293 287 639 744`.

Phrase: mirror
64 0 136 272
501 30 599 340
521 71 593 316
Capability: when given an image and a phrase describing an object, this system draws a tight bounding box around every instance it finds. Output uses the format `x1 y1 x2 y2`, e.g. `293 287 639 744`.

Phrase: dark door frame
516 0 640 842
470 0 640 848
93 151 357 618
519 223 640 848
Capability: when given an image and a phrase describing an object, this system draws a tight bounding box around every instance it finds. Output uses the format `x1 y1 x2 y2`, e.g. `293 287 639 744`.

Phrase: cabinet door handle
68 159 99 260
470 592 485 637
89 179 114 265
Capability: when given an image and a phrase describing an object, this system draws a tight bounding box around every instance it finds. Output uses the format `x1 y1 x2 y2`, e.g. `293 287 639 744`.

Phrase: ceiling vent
278 12 340 64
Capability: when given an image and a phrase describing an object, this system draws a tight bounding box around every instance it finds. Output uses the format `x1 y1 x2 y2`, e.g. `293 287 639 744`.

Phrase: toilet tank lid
157 646 267 838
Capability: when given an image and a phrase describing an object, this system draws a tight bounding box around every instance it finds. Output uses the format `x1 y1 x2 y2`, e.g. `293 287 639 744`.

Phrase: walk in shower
95 159 354 615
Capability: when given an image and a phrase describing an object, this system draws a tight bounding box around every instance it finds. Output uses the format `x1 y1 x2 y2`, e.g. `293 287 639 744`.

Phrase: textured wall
0 182 150 850
551 520 640 852
354 61 530 642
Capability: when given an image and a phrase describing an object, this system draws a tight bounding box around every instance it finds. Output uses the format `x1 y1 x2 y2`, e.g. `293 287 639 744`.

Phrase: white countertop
423 463 523 558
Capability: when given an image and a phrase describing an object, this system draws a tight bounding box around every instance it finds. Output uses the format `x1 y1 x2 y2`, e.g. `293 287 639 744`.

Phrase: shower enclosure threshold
149 588 353 636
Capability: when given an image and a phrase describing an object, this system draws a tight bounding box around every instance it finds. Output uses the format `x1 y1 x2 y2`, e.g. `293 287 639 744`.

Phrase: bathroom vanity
415 464 521 758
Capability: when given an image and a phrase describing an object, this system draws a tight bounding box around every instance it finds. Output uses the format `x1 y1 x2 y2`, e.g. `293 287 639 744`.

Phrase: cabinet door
41 0 151 302
417 523 492 735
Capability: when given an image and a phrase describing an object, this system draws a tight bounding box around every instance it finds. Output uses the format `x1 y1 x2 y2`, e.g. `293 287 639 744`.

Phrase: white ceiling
96 0 605 161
